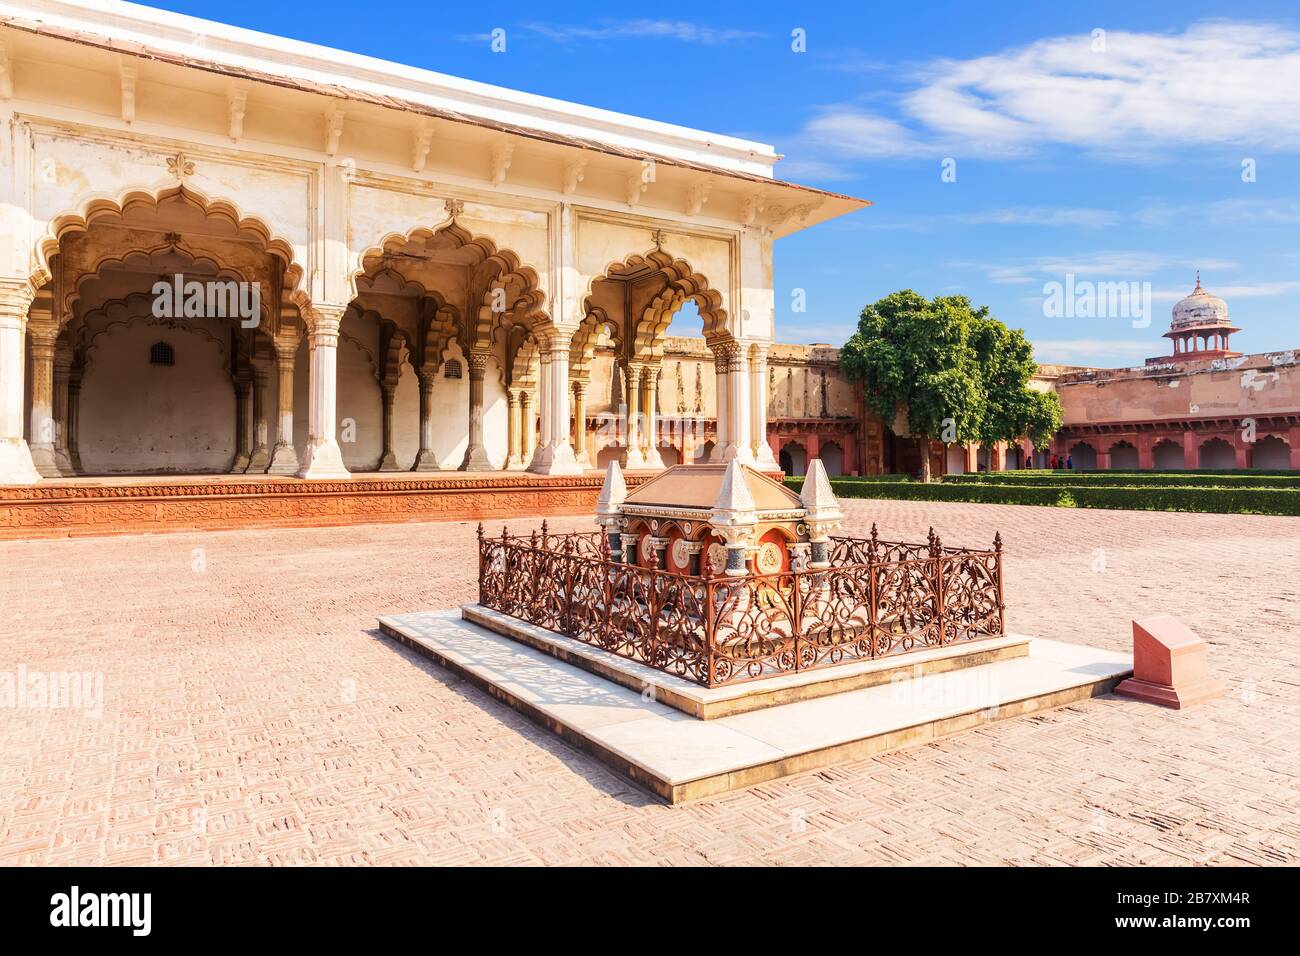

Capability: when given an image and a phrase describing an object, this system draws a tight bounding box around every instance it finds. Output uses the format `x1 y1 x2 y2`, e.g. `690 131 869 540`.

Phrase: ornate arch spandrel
353 220 551 353
582 249 733 369
35 185 309 318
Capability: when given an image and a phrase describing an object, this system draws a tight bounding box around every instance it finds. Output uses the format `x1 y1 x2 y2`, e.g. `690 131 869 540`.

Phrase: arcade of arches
2 193 872 484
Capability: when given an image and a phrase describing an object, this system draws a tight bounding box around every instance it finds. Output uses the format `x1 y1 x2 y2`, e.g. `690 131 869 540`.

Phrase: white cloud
965 252 1237 286
785 21 1300 172
798 108 928 160
1137 197 1300 228
518 20 762 45
951 207 1120 228
1151 279 1300 302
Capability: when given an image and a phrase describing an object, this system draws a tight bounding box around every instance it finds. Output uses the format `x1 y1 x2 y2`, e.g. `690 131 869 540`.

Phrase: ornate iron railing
476 521 1005 687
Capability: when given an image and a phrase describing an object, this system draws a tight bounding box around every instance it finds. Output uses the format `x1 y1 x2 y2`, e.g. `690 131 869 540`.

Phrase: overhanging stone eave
0 8 872 216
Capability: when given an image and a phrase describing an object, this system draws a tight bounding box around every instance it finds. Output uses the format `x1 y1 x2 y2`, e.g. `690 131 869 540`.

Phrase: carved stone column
749 343 777 467
506 389 522 468
231 376 252 472
623 362 646 468
572 382 591 467
26 315 61 477
535 350 552 455
640 365 664 469
51 350 75 475
528 329 583 475
0 281 40 484
266 339 299 475
412 370 439 471
710 344 729 463
296 306 351 479
67 366 83 473
246 364 271 472
377 383 400 471
728 344 754 463
521 390 536 465
461 348 494 471
712 342 752 463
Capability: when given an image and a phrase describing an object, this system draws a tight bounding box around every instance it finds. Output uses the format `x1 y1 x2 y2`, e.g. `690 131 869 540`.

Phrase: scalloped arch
569 307 619 382
68 245 260 326
36 185 309 314
582 248 731 361
352 220 550 346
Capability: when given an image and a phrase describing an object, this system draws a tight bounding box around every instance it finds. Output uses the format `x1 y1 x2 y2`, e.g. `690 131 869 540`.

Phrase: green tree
973 320 1063 455
840 290 1061 480
840 290 988 482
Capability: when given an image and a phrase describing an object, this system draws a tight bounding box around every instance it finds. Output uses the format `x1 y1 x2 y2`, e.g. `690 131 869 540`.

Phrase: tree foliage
840 290 1062 479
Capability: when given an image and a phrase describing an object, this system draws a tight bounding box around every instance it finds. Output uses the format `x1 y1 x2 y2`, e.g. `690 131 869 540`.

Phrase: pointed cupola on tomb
799 458 844 567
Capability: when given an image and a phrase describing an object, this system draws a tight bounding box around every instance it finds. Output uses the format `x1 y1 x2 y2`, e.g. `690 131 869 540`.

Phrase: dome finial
1194 270 1202 292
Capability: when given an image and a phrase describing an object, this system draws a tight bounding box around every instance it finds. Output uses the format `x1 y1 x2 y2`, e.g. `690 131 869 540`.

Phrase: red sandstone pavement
1 500 1298 866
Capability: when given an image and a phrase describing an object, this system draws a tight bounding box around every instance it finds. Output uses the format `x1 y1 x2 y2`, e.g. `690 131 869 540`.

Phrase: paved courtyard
1 500 1297 865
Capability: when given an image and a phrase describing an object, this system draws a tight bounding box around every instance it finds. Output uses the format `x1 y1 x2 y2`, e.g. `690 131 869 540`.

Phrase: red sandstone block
1116 615 1226 709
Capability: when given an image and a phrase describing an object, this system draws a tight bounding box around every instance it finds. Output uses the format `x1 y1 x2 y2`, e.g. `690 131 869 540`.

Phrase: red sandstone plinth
1115 615 1226 709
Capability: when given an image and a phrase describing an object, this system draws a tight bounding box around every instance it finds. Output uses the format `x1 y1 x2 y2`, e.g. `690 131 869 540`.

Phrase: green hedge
942 471 1300 489
798 473 913 483
818 478 1300 516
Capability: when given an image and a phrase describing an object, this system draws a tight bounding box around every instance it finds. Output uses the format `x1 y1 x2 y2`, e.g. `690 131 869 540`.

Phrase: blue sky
147 1 1300 366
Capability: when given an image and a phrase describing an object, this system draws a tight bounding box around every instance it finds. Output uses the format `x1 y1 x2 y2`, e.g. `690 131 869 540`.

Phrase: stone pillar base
231 453 251 473
0 438 40 485
719 441 756 464
246 448 271 473
53 447 75 476
411 450 441 472
29 443 63 479
528 442 584 476
266 443 299 476
296 439 350 479
460 444 495 472
376 451 401 472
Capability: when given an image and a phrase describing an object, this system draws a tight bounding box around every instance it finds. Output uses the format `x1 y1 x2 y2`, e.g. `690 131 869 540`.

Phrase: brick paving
1 500 1297 865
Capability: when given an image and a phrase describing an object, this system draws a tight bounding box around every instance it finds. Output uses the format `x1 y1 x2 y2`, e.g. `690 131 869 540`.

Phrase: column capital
0 278 37 331
542 323 580 350
26 320 59 352
273 332 301 362
467 348 492 378
306 305 346 343
709 338 743 371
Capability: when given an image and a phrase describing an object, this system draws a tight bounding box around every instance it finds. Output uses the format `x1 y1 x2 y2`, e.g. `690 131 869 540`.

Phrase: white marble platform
378 609 1133 803
461 603 1032 717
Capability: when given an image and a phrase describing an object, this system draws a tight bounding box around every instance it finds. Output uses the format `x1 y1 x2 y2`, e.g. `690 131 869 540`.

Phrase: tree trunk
919 435 932 483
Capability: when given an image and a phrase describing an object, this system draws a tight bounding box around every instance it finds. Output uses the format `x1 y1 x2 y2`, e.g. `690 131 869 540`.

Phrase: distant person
1067 455 1074 470
1049 454 1058 470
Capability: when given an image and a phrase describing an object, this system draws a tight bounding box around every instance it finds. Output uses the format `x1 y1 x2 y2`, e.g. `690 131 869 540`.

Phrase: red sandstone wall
1058 355 1300 425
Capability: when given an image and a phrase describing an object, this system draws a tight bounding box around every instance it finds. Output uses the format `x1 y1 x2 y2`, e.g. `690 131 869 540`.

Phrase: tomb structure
593 459 843 578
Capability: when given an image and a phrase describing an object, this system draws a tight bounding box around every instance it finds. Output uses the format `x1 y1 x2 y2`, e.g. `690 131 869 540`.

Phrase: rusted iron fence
476 523 1005 687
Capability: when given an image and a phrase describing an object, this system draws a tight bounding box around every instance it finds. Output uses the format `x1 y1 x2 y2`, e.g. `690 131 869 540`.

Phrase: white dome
1171 275 1230 331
